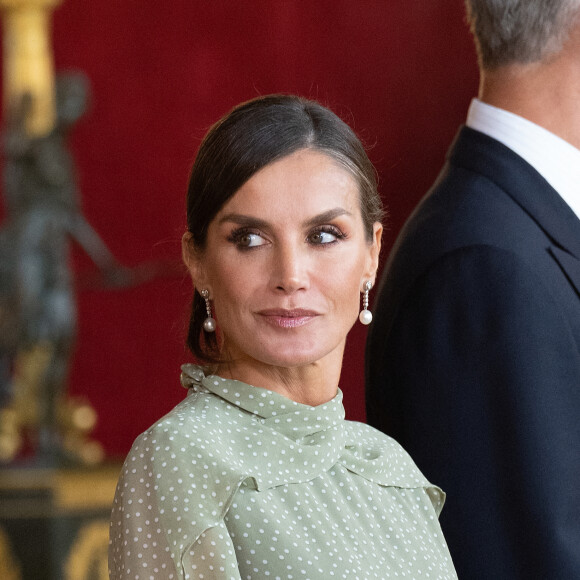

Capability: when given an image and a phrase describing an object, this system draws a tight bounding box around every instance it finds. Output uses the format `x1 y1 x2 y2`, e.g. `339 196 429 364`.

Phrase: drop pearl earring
200 289 216 332
359 281 373 325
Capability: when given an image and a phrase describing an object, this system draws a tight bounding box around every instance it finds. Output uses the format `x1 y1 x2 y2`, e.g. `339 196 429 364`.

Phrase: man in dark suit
365 1 580 578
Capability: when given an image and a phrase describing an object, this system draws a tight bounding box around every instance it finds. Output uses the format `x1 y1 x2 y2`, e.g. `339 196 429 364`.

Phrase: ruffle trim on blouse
178 364 443 502
180 363 206 388
121 365 446 566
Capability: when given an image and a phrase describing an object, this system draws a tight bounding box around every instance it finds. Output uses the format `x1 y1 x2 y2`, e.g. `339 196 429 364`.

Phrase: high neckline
179 363 440 498
180 363 344 440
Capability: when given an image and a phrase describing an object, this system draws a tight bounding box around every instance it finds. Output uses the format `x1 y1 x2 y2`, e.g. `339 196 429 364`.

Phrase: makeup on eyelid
186 149 381 389
226 224 347 249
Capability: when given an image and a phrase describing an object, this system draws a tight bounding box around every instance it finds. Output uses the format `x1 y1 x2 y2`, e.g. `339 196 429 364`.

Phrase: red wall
3 1 479 457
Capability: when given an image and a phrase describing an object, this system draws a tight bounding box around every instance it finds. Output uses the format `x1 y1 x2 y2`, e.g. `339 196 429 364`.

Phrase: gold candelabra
0 0 62 136
0 0 106 466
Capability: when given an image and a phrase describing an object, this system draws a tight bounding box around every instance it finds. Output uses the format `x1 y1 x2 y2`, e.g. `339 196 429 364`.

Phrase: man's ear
182 232 206 288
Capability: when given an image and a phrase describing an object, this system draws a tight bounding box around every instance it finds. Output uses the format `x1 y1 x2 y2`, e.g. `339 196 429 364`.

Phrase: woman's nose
272 244 309 293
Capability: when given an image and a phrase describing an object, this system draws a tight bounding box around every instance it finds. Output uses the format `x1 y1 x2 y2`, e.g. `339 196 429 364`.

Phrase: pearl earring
359 281 373 325
200 289 216 332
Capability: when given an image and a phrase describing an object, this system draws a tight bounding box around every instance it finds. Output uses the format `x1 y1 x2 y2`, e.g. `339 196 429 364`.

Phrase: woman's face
186 148 382 374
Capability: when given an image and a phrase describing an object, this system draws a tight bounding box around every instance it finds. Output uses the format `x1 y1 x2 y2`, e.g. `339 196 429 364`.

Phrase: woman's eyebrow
304 208 352 227
217 213 269 229
218 208 352 229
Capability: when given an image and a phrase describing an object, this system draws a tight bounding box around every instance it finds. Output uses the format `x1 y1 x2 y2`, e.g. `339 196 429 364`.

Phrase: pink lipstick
258 309 318 328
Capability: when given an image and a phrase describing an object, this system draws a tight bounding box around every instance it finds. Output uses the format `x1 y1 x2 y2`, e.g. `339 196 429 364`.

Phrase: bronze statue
0 73 129 464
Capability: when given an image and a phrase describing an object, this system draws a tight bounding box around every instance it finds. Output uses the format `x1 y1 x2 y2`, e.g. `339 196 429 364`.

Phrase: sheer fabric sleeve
109 481 240 579
108 425 244 580
181 522 241 580
109 458 181 579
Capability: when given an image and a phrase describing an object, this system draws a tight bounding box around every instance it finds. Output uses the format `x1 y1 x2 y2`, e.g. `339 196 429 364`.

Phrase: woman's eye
229 230 266 248
308 227 343 245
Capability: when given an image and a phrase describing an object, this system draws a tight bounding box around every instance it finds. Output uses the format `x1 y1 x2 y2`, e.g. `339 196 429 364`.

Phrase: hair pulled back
185 94 383 363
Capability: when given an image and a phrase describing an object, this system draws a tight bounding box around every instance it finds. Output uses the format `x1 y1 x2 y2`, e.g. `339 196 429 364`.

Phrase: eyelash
227 225 347 250
308 225 347 245
226 227 263 249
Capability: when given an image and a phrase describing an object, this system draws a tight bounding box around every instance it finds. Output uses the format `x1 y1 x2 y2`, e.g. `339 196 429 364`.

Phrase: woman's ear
182 232 206 287
363 222 383 287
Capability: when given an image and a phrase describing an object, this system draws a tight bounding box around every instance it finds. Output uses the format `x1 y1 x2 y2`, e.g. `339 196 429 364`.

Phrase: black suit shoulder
370 126 580 346
365 126 580 579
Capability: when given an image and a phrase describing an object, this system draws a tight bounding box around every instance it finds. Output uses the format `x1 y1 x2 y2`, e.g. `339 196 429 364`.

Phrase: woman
109 95 457 579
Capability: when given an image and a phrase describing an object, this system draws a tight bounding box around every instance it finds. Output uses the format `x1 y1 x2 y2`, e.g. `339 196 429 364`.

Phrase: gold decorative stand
0 3 119 579
0 464 121 579
0 0 62 136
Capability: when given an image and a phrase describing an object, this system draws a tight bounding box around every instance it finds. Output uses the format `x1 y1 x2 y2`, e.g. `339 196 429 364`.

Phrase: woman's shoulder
342 419 432 481
134 387 248 458
112 389 252 568
341 420 446 513
344 419 412 453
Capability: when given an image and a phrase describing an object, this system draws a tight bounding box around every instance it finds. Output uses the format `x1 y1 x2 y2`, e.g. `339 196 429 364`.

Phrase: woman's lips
258 309 319 328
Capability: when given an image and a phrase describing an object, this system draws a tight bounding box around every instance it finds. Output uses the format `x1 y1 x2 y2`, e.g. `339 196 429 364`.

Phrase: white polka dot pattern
109 365 457 579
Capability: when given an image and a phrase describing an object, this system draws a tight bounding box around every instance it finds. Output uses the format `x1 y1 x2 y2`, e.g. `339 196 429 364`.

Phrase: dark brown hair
185 94 383 362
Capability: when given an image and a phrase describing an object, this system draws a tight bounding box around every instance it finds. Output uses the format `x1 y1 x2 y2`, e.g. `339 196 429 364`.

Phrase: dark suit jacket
365 126 580 579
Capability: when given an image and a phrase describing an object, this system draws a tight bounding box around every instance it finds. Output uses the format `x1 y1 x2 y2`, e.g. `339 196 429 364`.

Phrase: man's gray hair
465 0 580 69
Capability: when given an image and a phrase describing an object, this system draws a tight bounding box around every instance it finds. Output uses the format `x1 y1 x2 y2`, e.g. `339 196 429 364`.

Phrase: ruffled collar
179 363 441 508
180 363 345 440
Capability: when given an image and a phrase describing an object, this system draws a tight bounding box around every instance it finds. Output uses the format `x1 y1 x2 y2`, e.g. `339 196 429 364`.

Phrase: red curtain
2 1 478 457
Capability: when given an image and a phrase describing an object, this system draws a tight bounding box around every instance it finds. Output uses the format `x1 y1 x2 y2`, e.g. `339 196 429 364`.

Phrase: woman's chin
254 342 342 371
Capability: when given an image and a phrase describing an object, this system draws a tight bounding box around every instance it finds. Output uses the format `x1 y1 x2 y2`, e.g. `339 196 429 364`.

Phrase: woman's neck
215 350 343 407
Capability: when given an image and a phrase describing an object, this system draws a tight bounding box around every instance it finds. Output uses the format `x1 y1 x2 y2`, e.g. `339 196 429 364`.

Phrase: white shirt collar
466 98 580 220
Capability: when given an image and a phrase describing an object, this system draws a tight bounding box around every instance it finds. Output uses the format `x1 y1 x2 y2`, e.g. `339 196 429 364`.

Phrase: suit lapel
549 247 580 298
449 127 580 260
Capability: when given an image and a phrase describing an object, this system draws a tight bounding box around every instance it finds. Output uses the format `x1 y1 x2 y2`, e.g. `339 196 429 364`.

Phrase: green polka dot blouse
109 364 457 579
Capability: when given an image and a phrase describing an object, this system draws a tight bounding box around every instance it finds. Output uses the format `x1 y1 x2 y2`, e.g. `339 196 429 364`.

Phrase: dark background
1 1 478 457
